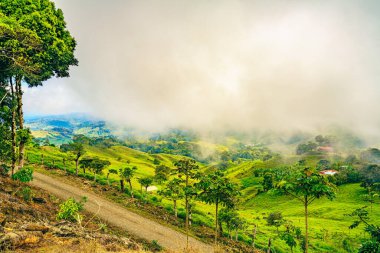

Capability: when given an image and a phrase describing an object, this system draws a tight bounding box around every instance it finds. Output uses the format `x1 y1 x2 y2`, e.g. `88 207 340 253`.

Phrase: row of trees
0 0 77 175
34 131 376 252
56 135 340 252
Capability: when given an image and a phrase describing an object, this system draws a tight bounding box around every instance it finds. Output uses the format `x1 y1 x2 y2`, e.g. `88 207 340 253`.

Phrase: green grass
26 144 379 252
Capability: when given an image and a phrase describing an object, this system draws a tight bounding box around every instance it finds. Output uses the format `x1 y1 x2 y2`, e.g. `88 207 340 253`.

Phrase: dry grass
11 239 151 253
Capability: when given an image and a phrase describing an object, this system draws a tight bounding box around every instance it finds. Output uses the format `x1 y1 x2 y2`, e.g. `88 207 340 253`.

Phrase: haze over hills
26 113 369 156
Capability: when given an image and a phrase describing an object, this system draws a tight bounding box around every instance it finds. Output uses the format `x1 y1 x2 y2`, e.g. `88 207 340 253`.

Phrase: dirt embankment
31 172 214 253
0 175 155 253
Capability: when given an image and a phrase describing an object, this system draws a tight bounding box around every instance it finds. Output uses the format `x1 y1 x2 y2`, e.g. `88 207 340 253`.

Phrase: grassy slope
26 145 379 252
224 158 380 253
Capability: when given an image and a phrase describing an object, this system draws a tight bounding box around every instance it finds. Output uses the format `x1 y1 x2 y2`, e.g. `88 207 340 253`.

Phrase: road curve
31 172 214 253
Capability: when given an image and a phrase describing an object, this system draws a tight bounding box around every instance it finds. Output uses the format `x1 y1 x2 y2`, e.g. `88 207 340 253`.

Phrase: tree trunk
15 77 25 169
10 78 16 176
215 200 219 244
94 173 97 182
75 157 79 176
305 197 309 253
267 237 272 253
185 174 189 249
218 219 223 237
252 225 257 248
41 154 44 165
107 173 110 185
120 180 124 192
128 180 134 198
173 199 177 217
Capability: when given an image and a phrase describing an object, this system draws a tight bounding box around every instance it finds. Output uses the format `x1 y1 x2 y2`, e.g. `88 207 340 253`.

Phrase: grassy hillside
24 143 380 253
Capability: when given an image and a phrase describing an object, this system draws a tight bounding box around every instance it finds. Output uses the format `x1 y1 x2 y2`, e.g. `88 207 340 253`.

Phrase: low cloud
24 0 380 140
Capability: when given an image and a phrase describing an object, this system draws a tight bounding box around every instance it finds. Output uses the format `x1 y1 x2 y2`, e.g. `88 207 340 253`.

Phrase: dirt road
31 172 214 253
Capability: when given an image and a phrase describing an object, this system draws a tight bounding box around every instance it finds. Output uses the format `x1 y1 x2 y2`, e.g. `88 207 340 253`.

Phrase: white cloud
25 0 380 137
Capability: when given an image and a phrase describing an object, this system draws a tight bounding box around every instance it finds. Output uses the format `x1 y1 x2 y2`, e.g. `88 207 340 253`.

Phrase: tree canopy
0 0 78 85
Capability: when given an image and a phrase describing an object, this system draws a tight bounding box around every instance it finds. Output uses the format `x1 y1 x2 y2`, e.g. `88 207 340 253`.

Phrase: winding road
31 172 214 253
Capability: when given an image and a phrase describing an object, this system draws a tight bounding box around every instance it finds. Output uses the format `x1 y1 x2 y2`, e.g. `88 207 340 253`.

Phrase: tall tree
9 78 16 175
172 158 199 249
0 0 78 168
0 12 41 175
195 170 239 244
277 168 336 253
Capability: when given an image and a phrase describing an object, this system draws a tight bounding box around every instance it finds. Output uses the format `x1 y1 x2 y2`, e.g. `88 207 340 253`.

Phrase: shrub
12 167 34 183
150 240 163 251
0 164 10 176
84 174 94 180
21 186 32 202
57 197 87 222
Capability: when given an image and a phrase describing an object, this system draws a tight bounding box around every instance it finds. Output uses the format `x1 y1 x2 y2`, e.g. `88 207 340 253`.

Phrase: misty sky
24 0 380 135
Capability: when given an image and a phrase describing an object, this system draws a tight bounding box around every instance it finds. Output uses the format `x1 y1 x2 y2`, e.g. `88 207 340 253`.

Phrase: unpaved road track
31 172 214 253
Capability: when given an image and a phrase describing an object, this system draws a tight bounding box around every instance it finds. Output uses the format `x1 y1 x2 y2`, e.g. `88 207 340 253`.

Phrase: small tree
277 168 336 253
154 164 171 184
79 157 92 175
219 207 239 239
349 207 380 253
107 168 118 186
138 177 153 194
159 178 184 217
89 158 110 182
120 166 137 196
60 136 86 176
262 172 274 192
231 215 246 241
195 170 239 244
267 211 284 233
280 232 297 253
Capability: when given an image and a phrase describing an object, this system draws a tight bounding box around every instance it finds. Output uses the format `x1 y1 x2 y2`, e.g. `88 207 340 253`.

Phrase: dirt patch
0 175 149 253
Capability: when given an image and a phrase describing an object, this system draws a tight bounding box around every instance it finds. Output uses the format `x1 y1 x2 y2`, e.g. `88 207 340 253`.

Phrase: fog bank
25 0 380 139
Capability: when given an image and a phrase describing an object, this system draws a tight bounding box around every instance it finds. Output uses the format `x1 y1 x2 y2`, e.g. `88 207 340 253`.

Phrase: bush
98 178 107 185
20 186 32 202
266 211 284 230
12 167 33 183
84 174 94 181
0 164 10 176
150 240 163 251
57 197 87 222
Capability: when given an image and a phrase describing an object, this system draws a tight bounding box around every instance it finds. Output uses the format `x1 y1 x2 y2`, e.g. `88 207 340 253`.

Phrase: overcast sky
24 0 380 135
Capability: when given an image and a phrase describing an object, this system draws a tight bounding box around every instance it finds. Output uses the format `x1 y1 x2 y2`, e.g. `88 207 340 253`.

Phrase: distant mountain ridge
25 113 113 145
